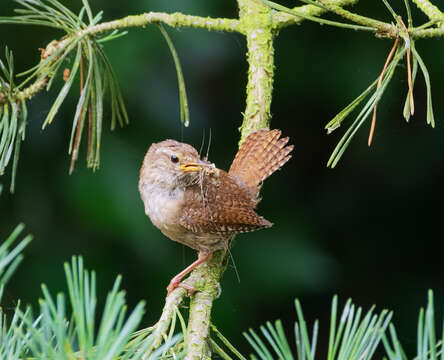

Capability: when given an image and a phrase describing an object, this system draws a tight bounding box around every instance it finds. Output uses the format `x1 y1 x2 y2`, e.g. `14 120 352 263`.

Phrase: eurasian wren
139 129 293 294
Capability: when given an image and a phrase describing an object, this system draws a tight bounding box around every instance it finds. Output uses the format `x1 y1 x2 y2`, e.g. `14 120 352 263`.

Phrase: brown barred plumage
179 169 272 241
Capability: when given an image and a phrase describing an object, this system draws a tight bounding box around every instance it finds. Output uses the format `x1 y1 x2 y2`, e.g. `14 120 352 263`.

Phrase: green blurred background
1 0 444 355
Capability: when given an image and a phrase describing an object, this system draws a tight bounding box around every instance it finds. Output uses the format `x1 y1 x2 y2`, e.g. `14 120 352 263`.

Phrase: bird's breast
139 180 228 252
139 181 184 230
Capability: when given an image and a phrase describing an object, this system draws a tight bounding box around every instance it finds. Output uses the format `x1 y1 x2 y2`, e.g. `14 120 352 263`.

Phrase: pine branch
80 12 241 35
0 0 241 189
409 0 443 38
263 0 395 35
0 48 28 193
0 8 242 104
138 251 227 359
411 0 443 22
272 0 360 29
0 224 32 299
0 0 442 188
315 0 397 37
184 252 226 360
265 0 444 39
411 26 444 37
244 296 392 360
0 224 31 360
383 290 444 360
17 257 147 359
238 0 276 142
0 226 182 360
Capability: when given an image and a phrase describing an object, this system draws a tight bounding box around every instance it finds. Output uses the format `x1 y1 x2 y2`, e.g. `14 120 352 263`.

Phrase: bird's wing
179 170 272 235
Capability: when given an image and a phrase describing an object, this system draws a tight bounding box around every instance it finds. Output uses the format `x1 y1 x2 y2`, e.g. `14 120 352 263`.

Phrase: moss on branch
184 251 226 360
238 0 275 142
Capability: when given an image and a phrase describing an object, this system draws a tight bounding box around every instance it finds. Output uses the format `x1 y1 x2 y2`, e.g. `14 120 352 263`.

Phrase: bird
139 129 293 294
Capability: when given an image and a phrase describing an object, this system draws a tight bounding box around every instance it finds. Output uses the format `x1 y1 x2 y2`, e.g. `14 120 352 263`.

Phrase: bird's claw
166 278 180 295
166 279 196 296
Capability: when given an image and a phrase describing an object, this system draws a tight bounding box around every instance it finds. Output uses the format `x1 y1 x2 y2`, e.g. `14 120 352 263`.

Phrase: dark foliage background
1 0 444 356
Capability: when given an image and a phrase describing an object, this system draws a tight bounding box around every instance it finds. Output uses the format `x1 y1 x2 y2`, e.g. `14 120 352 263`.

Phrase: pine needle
368 36 399 147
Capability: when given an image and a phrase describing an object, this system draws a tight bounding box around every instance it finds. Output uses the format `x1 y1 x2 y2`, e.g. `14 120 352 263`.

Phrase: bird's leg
167 251 212 295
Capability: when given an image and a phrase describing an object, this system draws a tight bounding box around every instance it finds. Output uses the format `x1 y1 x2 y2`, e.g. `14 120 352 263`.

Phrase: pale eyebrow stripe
157 148 175 155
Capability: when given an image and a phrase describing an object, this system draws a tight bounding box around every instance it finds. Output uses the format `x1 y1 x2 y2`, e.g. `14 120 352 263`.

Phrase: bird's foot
166 251 212 296
166 276 181 295
166 278 195 296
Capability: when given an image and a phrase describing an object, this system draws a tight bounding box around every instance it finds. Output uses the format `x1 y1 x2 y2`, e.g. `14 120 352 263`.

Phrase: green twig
413 19 440 31
272 0 359 28
316 0 397 37
261 0 375 32
76 12 241 36
411 0 443 22
411 26 444 38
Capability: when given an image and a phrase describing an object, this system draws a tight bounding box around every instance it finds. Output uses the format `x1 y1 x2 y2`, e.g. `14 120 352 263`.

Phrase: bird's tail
228 129 293 200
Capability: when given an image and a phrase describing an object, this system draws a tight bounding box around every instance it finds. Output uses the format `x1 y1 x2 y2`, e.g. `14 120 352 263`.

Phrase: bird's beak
180 162 203 172
180 160 213 173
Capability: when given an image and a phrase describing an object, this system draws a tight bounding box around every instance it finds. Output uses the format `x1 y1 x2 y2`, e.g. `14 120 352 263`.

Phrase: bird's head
140 139 214 190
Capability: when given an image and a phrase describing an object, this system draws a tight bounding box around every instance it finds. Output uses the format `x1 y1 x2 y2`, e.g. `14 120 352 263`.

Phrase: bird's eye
170 155 179 163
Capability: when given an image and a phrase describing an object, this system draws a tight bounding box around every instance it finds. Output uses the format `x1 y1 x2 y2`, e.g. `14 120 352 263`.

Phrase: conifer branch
82 12 241 35
272 0 359 29
411 0 443 22
238 0 275 142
